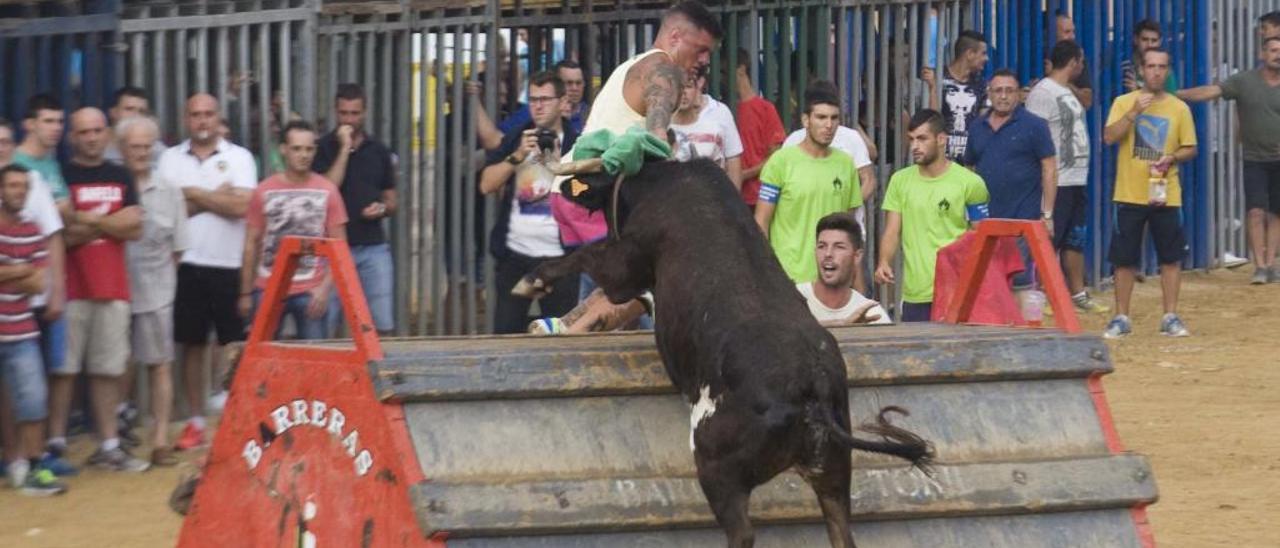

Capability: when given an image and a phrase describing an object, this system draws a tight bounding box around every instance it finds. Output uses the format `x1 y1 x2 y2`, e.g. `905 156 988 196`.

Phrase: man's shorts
0 338 48 422
132 305 175 366
1053 186 1089 252
174 264 244 346
64 300 130 376
34 309 67 375
1108 204 1187 268
1243 160 1280 214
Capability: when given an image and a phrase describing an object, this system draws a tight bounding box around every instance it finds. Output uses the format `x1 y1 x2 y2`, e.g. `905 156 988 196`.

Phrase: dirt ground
0 268 1275 547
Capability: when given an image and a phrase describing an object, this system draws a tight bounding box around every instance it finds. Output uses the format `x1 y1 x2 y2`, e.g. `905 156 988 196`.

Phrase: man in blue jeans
313 83 398 335
0 165 67 494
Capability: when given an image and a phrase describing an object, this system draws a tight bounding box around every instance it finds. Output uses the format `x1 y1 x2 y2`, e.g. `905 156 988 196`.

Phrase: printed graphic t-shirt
63 161 138 301
1026 78 1091 187
1105 92 1197 207
245 173 348 295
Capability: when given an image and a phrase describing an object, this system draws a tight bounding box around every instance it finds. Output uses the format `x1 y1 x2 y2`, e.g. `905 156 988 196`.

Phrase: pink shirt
246 173 348 295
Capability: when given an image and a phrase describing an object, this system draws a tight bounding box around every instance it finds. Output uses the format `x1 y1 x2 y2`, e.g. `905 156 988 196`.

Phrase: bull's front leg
509 242 602 300
512 237 650 305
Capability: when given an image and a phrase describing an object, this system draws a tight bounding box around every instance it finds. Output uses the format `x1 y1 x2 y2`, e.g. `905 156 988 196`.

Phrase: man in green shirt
754 85 862 285
1179 36 1280 284
875 109 990 322
13 94 69 203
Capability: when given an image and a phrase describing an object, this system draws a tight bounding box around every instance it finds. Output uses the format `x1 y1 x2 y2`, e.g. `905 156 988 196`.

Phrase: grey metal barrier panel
369 323 1157 546
0 1 120 124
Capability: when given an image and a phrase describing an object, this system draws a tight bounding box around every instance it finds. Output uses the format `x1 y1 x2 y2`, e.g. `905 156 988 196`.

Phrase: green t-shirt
1220 69 1280 162
13 150 69 201
759 145 862 282
881 163 989 303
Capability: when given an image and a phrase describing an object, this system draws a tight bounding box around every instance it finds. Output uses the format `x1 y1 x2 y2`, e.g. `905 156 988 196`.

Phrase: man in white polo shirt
155 93 257 450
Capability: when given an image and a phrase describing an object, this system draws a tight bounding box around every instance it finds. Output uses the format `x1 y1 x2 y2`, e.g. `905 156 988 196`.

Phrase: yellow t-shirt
1105 92 1197 206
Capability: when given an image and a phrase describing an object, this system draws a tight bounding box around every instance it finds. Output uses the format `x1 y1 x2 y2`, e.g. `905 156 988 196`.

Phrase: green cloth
1220 69 1280 162
881 163 989 303
758 146 862 283
13 151 68 201
573 127 672 176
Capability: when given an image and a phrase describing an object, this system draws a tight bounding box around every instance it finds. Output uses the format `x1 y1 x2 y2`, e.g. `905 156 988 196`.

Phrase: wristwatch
505 153 522 165
1042 211 1054 220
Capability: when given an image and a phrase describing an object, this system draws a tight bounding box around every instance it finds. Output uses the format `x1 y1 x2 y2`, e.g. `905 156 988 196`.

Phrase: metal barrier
0 0 119 127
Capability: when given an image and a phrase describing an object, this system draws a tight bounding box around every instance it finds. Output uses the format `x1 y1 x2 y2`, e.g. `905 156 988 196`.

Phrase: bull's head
552 158 615 213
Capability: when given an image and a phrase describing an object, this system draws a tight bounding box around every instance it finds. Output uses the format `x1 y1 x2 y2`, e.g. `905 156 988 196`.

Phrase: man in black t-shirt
312 84 397 335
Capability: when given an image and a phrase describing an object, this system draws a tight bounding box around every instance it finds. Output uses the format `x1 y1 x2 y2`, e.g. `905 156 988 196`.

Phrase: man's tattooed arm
641 60 684 141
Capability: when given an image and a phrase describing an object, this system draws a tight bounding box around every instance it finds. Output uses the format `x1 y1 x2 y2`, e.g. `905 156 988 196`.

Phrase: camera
535 128 557 153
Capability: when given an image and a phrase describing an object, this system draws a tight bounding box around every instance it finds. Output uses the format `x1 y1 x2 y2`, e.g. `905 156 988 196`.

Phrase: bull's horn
549 157 605 176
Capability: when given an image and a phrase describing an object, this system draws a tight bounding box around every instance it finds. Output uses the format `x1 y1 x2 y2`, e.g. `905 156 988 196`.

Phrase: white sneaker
207 390 229 414
7 459 30 488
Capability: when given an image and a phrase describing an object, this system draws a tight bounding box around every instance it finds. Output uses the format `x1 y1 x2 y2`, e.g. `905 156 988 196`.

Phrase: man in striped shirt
0 164 65 495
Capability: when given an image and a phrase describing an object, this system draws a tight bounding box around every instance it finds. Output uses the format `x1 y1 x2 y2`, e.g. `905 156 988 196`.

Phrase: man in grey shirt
1179 36 1280 283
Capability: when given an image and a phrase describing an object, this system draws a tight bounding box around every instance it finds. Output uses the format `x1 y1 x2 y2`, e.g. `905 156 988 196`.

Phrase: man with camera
479 72 582 334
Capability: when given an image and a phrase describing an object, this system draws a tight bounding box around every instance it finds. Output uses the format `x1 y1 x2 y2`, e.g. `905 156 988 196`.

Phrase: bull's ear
558 173 613 212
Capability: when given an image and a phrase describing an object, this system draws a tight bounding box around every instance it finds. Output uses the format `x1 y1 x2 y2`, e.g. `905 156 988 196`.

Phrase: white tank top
554 48 671 192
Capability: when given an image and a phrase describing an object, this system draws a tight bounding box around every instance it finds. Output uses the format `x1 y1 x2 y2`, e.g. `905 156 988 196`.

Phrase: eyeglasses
528 96 563 105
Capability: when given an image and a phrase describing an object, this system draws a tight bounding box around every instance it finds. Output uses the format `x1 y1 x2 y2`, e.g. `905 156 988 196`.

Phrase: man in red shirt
732 48 786 208
240 121 348 340
60 108 147 472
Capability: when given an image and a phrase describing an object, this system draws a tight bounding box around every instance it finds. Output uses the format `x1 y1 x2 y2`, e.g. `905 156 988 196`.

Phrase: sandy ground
0 268 1276 547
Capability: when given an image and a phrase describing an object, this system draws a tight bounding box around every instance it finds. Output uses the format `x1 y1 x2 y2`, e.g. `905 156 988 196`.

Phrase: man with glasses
480 72 582 333
962 69 1057 304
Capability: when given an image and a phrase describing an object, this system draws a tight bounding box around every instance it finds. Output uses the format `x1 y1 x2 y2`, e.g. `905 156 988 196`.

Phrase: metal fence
5 0 1264 336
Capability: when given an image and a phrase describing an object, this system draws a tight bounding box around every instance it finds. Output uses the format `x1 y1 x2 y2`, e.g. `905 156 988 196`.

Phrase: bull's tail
827 406 935 476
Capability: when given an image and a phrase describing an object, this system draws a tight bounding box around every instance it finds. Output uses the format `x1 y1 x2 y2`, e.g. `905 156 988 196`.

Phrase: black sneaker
88 447 150 473
21 467 67 496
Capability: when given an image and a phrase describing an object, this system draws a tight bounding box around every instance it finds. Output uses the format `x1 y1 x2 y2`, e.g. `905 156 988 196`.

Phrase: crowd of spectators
0 2 1277 501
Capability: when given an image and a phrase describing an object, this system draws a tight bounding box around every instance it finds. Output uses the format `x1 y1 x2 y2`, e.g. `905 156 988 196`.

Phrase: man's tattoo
642 61 683 135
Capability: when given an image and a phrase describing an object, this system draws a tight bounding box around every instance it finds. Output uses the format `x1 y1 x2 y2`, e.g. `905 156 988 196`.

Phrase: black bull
513 158 934 547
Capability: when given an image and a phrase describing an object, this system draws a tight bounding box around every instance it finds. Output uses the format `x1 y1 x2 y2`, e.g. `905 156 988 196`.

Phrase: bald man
57 107 148 471
155 93 257 451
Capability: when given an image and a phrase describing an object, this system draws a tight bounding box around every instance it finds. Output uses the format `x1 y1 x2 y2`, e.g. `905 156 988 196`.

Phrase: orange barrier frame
177 237 433 547
941 219 1082 334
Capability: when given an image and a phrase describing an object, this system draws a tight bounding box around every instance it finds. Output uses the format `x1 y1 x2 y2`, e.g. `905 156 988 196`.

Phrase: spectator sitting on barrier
875 109 990 322
928 30 989 160
104 86 166 166
670 72 743 187
755 85 863 286
0 165 66 495
1178 37 1280 285
729 49 786 210
1027 40 1110 313
312 83 399 334
120 116 188 467
962 69 1057 310
61 107 148 472
480 72 582 334
797 212 890 326
162 93 258 451
1121 20 1179 94
1102 48 1197 339
239 121 348 341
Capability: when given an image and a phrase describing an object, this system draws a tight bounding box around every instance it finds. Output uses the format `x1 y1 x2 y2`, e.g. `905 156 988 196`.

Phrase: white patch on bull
689 385 718 452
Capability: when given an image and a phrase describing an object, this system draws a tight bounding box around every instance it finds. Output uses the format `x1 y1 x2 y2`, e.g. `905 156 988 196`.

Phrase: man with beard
755 86 862 284
797 212 890 326
158 93 257 450
875 110 990 322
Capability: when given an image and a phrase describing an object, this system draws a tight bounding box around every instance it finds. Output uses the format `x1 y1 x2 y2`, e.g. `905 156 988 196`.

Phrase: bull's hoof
511 276 549 299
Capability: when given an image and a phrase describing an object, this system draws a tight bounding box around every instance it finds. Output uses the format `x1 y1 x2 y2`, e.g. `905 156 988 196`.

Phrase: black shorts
174 264 245 345
1243 160 1280 214
1053 186 1089 251
1108 204 1187 268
